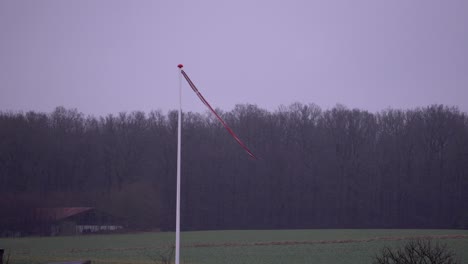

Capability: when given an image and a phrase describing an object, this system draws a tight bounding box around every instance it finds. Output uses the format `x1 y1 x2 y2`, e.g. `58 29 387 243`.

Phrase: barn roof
36 207 94 221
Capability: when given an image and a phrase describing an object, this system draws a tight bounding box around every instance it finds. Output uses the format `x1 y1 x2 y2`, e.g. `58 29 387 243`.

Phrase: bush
373 239 460 264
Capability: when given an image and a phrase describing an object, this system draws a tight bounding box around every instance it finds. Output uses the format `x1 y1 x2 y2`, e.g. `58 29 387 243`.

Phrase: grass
1 229 467 264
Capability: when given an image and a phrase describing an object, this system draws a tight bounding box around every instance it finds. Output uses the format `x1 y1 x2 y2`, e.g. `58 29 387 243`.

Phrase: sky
1 0 467 116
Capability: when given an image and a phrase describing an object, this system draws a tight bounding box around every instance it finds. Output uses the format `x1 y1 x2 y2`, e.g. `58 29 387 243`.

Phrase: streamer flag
178 64 257 159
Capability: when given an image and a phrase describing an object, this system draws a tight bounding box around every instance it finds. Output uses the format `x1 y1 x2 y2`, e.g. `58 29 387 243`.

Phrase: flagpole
175 64 183 264
173 64 255 264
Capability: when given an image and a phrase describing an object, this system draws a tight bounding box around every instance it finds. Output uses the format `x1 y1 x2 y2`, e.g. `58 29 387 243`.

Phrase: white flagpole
175 65 182 264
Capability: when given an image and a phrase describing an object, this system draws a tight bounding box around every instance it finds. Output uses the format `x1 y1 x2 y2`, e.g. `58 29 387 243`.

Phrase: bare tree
373 240 460 264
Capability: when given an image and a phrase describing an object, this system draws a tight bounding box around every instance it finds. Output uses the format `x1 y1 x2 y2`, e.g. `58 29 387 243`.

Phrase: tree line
1 103 467 232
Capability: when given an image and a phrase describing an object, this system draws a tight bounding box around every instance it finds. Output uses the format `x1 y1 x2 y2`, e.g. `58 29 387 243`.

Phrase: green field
1 229 468 264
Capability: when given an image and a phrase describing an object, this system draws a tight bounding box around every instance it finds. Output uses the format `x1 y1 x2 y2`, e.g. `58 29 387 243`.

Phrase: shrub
373 239 460 264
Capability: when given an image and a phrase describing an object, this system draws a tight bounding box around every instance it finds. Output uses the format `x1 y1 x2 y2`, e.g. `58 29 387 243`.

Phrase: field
1 229 468 264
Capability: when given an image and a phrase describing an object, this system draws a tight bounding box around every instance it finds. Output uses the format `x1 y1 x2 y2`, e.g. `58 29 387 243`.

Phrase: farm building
35 207 124 236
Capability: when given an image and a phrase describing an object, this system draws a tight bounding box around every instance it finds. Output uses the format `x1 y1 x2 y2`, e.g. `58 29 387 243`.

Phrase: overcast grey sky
1 0 467 116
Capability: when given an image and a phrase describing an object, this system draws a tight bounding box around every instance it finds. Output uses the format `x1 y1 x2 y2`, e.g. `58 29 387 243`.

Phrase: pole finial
177 64 184 69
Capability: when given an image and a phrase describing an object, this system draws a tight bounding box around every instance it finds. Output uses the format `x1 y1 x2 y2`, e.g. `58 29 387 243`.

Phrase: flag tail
180 69 257 159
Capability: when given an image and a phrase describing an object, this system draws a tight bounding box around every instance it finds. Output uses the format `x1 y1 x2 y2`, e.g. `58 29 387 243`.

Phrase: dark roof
36 207 94 221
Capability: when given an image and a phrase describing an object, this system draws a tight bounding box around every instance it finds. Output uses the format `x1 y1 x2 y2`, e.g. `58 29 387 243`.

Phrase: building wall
76 225 123 233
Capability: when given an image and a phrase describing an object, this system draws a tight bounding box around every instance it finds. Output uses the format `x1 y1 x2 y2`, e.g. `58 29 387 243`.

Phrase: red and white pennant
178 64 257 159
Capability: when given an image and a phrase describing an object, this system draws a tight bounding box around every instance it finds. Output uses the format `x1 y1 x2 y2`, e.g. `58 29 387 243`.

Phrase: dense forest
1 103 468 232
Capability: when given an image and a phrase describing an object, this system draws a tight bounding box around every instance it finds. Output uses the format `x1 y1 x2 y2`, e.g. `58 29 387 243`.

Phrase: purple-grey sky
1 0 467 116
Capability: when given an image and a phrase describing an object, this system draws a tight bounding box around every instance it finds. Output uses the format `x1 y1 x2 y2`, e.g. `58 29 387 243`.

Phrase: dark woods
1 104 467 232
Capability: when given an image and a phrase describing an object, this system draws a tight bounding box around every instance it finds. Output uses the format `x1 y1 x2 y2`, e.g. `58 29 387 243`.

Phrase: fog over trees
1 103 467 231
